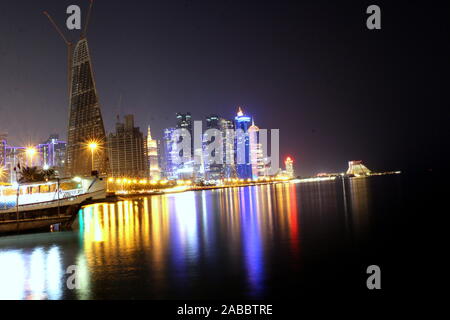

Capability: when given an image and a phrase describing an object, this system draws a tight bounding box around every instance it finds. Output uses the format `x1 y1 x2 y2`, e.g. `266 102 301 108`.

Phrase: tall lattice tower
45 1 108 177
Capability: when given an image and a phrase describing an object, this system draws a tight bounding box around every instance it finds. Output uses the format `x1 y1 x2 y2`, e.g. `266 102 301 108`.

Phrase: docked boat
0 176 107 234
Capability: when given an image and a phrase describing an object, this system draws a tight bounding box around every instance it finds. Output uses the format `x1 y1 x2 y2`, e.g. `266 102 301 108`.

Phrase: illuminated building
193 147 205 180
146 126 161 180
204 115 223 180
4 146 26 183
347 161 372 177
234 107 252 180
175 113 194 179
221 118 236 179
65 38 108 177
248 121 265 179
176 113 193 155
163 127 177 180
204 115 236 180
0 134 7 183
107 115 148 178
37 135 66 175
285 157 295 178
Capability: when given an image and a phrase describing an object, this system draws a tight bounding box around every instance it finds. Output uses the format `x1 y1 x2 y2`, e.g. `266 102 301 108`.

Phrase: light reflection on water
0 179 397 300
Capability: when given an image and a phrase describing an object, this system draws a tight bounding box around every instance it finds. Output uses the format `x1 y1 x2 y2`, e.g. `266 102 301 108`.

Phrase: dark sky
0 0 446 176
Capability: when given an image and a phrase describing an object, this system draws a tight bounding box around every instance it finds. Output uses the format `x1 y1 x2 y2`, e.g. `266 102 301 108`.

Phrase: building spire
237 107 244 117
147 126 152 140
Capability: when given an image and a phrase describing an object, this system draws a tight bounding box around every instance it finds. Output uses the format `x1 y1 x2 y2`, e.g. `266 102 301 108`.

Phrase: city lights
26 147 37 167
86 140 100 172
0 166 6 181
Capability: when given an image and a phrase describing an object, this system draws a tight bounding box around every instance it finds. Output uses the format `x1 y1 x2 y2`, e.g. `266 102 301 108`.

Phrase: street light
26 147 37 167
88 142 98 171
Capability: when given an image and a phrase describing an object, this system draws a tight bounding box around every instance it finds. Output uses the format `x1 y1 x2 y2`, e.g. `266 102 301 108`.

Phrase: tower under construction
66 38 108 176
45 0 108 177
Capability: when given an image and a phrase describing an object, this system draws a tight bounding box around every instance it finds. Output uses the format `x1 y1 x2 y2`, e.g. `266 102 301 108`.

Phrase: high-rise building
147 126 161 180
220 118 236 179
37 134 66 175
234 107 252 179
249 121 266 179
285 157 295 178
4 146 26 184
176 112 193 158
204 115 223 180
175 113 195 179
163 127 177 180
66 38 108 177
176 113 193 132
204 115 235 180
0 133 6 166
0 133 7 183
107 115 148 178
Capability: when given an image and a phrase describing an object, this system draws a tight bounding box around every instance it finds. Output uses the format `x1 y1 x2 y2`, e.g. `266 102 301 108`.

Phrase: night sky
0 0 446 176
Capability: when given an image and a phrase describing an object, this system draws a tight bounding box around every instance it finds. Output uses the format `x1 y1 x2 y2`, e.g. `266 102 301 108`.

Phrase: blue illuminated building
163 127 177 180
234 107 252 180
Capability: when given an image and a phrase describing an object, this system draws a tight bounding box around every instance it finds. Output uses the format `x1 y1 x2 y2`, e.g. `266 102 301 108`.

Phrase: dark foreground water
0 175 412 300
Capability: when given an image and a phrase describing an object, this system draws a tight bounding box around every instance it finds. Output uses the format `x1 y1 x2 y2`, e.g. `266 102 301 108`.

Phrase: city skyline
0 0 440 306
0 0 443 176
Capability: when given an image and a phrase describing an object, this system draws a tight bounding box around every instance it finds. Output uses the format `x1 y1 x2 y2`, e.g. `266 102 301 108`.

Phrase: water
0 176 405 300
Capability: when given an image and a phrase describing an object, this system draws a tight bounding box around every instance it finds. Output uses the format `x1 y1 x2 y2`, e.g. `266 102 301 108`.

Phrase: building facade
234 107 252 179
0 133 7 183
204 115 223 180
37 135 66 176
66 38 108 177
147 126 161 180
248 121 266 179
204 115 236 180
163 127 177 180
107 115 148 178
285 157 295 178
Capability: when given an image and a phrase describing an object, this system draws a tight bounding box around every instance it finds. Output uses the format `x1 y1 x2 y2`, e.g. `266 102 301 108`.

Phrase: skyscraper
163 127 177 180
204 115 223 180
285 157 295 178
175 113 195 179
0 133 7 183
0 133 6 167
220 118 236 179
147 126 161 180
65 38 108 177
37 134 66 174
235 107 252 179
249 121 265 179
176 113 193 158
204 115 235 180
107 115 148 178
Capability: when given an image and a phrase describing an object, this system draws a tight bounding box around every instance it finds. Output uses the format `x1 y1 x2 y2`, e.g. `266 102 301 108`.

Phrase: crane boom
43 11 71 46
82 0 94 39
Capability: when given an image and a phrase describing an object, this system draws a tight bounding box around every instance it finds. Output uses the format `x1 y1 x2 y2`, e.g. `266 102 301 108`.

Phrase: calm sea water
0 176 406 300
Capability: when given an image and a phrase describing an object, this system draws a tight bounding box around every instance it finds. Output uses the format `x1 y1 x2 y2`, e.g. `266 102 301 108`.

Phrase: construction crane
44 1 95 97
43 10 73 99
82 0 94 39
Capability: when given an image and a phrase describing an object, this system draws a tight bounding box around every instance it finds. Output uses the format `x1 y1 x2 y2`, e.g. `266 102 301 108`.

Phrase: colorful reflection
0 246 62 300
348 178 371 239
0 182 303 300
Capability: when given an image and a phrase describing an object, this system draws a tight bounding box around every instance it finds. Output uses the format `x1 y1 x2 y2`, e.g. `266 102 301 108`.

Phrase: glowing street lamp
26 147 37 167
88 142 98 171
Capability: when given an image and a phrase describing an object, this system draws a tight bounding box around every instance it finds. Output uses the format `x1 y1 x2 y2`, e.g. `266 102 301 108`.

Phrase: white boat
0 176 107 234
